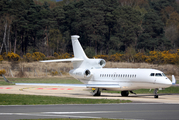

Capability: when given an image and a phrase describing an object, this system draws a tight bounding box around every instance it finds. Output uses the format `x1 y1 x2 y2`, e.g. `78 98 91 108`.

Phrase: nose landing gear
154 88 158 98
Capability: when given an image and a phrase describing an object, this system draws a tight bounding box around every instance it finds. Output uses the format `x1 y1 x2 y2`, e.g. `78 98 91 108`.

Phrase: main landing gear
91 88 101 96
121 91 136 97
121 91 129 96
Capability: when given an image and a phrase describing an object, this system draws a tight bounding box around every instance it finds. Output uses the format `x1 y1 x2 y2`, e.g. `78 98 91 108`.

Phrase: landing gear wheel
154 95 158 98
91 88 101 96
121 91 129 97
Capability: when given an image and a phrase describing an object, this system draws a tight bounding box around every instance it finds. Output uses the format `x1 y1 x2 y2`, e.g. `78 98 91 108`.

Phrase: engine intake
87 59 106 68
69 68 92 79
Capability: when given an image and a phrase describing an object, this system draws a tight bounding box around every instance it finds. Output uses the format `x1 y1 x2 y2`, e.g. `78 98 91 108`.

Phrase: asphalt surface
0 104 179 120
0 85 179 120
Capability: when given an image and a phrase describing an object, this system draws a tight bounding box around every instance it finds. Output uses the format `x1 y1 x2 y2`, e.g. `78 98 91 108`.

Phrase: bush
134 52 146 62
32 52 45 61
94 55 109 61
23 53 33 62
0 69 6 75
59 53 71 59
7 52 20 62
0 55 3 62
54 52 59 58
51 71 58 76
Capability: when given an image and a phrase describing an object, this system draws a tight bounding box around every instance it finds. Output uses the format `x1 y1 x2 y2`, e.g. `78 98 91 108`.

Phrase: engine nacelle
69 68 92 79
87 59 106 68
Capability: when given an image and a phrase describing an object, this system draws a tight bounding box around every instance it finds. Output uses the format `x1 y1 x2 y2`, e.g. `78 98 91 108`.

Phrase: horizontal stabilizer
40 58 83 63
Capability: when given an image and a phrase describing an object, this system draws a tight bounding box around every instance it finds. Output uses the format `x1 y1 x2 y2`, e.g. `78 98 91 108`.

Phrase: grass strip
0 77 82 85
0 94 131 105
20 118 124 120
105 86 179 94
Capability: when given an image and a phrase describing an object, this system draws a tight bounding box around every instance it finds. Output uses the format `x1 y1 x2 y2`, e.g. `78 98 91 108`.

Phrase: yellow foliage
2 49 179 65
23 53 33 62
54 52 59 58
2 52 7 60
134 52 146 62
94 55 108 60
108 53 123 62
59 53 71 59
7 52 20 61
0 69 6 75
0 55 3 61
51 71 58 76
32 52 45 61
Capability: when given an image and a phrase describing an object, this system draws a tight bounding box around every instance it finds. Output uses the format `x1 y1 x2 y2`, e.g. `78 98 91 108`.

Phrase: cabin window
150 73 155 76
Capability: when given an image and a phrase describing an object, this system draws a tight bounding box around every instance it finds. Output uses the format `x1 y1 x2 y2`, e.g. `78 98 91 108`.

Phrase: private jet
3 35 177 98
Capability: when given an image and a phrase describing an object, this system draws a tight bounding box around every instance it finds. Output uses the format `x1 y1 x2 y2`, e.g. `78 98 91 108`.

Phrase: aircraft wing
2 74 120 88
15 83 120 88
40 58 83 62
15 83 87 87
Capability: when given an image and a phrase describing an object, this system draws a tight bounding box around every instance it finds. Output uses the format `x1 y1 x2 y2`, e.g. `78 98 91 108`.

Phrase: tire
121 91 129 96
91 88 101 96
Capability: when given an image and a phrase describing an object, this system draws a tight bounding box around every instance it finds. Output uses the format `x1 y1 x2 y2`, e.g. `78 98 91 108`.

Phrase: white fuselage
70 68 172 91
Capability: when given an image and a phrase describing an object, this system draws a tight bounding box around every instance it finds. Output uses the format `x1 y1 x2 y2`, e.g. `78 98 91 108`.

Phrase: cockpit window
150 73 165 77
150 73 155 76
155 73 162 76
162 73 166 77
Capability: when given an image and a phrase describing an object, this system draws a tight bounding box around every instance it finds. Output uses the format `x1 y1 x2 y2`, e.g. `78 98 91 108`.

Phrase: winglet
172 75 176 85
2 74 14 84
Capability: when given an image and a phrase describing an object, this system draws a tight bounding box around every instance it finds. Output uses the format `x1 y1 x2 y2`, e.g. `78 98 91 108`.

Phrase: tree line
0 0 179 58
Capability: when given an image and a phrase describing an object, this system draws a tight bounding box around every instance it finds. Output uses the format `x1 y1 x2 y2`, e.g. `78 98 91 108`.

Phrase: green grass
0 77 82 85
20 118 124 120
105 86 179 94
0 94 131 105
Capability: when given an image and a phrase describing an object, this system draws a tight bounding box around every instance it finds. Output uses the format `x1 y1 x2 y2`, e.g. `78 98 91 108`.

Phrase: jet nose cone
164 78 172 87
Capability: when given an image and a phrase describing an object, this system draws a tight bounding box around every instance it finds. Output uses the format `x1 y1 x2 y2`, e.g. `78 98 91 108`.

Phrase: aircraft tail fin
71 35 88 60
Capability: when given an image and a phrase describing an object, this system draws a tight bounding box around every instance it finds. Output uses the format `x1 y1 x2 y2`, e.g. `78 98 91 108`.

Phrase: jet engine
69 68 92 79
87 59 106 68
